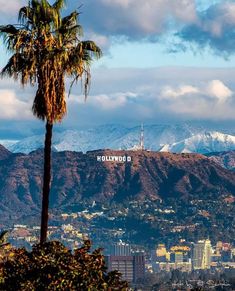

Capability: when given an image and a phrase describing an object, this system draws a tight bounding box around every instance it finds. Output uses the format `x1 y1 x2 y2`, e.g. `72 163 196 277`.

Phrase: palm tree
0 231 9 249
0 0 102 244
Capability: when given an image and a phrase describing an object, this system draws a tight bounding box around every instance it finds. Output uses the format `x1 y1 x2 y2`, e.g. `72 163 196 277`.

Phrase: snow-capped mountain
3 123 202 154
160 131 235 154
0 139 19 149
3 124 235 155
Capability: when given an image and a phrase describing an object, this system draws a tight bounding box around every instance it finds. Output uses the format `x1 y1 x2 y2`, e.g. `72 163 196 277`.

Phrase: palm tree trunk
40 121 53 244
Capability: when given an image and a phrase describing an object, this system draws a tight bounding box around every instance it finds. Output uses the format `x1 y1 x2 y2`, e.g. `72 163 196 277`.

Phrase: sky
0 0 235 138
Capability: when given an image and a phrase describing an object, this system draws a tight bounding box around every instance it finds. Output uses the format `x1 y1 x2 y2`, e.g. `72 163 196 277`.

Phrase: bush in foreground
0 240 128 290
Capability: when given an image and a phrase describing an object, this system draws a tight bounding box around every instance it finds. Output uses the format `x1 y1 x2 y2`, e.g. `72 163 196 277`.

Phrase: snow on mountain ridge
2 124 232 154
160 131 235 154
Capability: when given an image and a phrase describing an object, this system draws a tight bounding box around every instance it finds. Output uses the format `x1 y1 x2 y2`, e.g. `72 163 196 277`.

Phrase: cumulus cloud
0 67 235 136
161 80 233 102
0 89 32 120
1 0 233 59
206 80 233 102
177 1 235 56
159 80 234 119
77 0 197 41
70 92 137 110
64 69 235 128
161 85 200 99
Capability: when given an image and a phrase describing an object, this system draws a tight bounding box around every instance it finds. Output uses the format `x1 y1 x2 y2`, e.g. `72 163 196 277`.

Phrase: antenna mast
140 123 144 151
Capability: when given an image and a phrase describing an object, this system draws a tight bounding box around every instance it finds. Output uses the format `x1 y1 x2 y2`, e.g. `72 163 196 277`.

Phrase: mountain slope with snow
160 131 235 154
3 124 235 155
4 124 202 154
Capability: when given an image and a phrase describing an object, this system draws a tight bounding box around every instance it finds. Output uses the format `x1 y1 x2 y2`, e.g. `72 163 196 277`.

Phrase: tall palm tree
0 0 102 244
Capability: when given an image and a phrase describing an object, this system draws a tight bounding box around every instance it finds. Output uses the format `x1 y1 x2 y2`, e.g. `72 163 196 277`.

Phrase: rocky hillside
0 144 12 160
207 150 235 170
0 146 235 222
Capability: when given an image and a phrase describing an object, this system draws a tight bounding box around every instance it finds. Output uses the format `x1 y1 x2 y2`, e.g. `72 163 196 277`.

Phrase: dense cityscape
3 209 234 290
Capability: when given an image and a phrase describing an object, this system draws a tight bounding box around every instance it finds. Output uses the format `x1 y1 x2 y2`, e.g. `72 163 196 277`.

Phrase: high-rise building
156 243 168 262
110 241 131 256
133 253 145 283
221 250 232 262
106 244 145 284
170 252 184 263
106 255 134 282
156 243 167 256
193 239 212 269
106 253 145 283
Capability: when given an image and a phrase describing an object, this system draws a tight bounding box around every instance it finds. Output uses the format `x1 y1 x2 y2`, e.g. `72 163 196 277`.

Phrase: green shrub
0 240 128 290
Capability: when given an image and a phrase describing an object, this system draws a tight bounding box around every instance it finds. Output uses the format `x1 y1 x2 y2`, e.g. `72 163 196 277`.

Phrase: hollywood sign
97 155 132 162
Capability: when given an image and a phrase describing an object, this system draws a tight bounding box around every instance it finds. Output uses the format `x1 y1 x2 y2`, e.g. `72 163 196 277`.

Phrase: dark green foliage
0 240 128 290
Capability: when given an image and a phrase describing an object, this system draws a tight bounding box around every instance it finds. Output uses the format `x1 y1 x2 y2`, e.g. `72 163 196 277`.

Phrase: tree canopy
0 240 128 290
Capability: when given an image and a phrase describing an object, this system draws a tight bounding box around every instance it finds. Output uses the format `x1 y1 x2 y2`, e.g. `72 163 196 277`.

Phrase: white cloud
161 85 200 99
206 80 233 102
0 67 235 134
101 0 131 8
160 80 233 102
91 93 127 109
0 89 32 120
200 3 235 37
92 92 136 110
158 79 234 119
178 2 235 56
81 0 198 40
69 91 137 110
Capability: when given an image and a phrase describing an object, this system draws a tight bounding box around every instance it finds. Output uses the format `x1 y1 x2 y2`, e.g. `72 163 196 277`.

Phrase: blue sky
0 0 235 138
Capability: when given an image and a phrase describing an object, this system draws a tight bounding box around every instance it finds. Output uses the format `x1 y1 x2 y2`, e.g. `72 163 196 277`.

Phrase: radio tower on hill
140 123 144 151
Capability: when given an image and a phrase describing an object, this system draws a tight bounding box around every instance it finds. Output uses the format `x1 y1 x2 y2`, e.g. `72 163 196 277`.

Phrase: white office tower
193 239 212 269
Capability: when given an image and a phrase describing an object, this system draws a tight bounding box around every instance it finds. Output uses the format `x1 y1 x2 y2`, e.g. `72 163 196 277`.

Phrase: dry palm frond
0 0 102 124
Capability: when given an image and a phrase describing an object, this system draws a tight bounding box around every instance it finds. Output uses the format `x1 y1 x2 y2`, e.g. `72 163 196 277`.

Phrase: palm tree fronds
80 41 103 58
18 6 33 25
0 231 8 246
53 0 66 11
1 1 102 116
1 0 102 245
0 25 18 35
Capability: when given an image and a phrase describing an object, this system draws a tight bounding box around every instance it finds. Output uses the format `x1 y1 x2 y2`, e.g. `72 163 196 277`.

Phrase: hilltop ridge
0 147 234 222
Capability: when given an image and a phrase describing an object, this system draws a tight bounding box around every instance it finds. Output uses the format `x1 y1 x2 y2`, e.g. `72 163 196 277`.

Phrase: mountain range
1 124 235 155
0 145 234 223
160 131 235 154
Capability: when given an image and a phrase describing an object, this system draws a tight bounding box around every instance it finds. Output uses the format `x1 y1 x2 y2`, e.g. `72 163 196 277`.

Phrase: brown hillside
0 147 235 220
